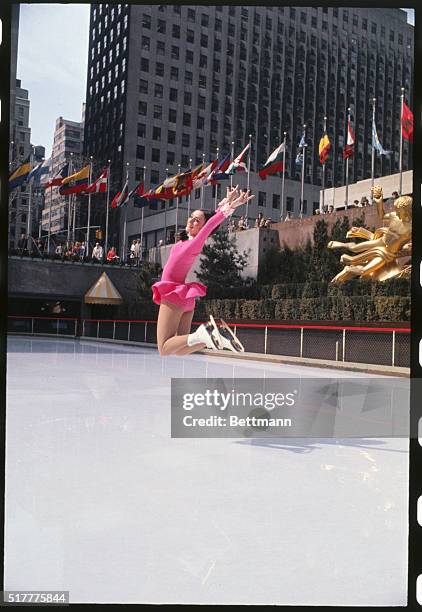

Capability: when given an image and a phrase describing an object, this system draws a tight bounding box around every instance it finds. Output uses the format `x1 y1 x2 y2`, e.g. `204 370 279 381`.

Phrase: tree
197 230 249 290
135 261 162 300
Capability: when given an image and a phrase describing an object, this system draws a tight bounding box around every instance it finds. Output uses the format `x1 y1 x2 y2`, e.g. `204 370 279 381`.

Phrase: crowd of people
314 190 399 215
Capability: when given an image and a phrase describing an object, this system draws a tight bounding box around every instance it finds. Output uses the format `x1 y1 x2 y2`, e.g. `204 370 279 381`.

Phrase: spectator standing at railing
237 215 246 231
55 244 63 257
79 241 86 261
106 246 119 263
135 238 141 265
17 233 27 255
92 242 103 262
264 218 272 228
255 213 264 228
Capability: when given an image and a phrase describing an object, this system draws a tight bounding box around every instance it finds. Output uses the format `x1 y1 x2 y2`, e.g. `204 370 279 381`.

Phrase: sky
16 5 414 159
17 4 90 158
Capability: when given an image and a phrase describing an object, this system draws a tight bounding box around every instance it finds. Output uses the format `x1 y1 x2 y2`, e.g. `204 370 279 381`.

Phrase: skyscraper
84 5 413 252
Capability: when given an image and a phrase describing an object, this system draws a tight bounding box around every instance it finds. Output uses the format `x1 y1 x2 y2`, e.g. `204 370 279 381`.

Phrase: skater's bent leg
157 301 204 356
174 309 205 355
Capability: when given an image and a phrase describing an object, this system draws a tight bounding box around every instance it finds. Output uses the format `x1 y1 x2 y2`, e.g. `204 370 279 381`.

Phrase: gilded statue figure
327 185 412 283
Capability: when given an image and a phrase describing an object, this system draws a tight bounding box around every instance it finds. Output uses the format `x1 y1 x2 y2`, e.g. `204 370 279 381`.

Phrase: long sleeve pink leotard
151 209 226 312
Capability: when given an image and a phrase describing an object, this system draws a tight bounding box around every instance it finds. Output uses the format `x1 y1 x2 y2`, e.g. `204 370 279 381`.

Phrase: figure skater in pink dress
152 186 254 356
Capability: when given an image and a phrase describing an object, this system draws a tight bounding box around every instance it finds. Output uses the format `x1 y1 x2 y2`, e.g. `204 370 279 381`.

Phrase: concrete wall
8 258 140 315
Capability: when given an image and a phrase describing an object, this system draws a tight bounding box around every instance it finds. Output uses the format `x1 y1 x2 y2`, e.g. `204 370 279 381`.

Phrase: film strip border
0 2 10 597
411 2 422 607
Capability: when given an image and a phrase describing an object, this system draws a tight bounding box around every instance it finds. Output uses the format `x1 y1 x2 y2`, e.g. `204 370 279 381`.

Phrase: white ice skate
190 315 223 350
217 319 245 352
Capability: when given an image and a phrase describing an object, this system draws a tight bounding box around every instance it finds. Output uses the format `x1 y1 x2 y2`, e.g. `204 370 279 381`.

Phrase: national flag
59 164 90 195
28 158 50 184
42 162 69 189
193 159 218 188
372 120 392 155
226 143 250 175
295 134 306 167
343 119 355 159
111 179 129 208
209 154 231 182
172 170 193 197
9 155 31 190
259 142 285 180
85 167 108 193
401 100 413 143
319 134 331 164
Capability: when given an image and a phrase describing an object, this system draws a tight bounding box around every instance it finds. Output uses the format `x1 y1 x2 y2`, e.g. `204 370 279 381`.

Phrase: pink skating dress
152 209 225 312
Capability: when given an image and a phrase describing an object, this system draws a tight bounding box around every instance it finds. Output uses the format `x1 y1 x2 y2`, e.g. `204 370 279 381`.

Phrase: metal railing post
97 320 99 338
74 319 77 337
113 321 116 340
342 329 346 362
31 318 34 335
335 340 339 361
56 319 59 335
144 322 148 343
392 330 396 367
300 327 304 358
128 321 131 341
264 326 268 354
82 320 85 337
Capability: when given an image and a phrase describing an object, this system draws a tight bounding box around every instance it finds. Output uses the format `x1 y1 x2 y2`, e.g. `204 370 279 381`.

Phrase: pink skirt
152 280 207 312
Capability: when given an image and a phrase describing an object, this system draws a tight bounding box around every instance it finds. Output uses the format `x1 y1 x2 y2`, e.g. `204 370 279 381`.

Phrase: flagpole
300 125 306 218
322 117 327 214
122 162 129 262
140 165 146 258
67 154 73 245
399 86 404 195
230 141 234 189
72 193 76 243
280 132 287 221
27 147 34 253
214 147 219 211
371 98 376 203
187 157 192 219
175 162 181 242
345 108 351 210
246 134 252 226
86 156 93 256
105 159 111 255
164 167 169 243
200 153 205 210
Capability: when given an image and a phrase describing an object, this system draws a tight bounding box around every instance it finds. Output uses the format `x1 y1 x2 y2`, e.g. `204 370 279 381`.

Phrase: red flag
85 167 108 193
111 179 129 208
343 119 355 159
401 100 413 143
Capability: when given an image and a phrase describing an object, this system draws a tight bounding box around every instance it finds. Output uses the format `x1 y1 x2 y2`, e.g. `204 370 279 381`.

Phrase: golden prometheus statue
327 185 412 283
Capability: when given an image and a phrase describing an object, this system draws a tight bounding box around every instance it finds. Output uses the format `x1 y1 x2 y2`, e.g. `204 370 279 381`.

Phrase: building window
183 113 191 127
169 88 178 102
201 13 209 26
186 50 194 64
286 197 294 212
170 66 179 80
182 133 190 147
199 54 207 68
171 46 179 59
152 148 160 163
198 95 206 109
168 130 176 144
272 194 280 209
168 108 177 122
152 126 161 140
140 58 149 72
167 151 175 164
142 14 151 29
157 41 165 55
172 24 180 38
153 105 162 119
141 36 150 50
187 8 195 22
151 170 160 184
156 62 164 77
139 79 148 93
258 192 266 207
157 19 166 34
215 18 222 32
200 34 208 47
184 91 192 105
136 145 145 159
185 71 193 85
187 29 194 43
138 123 146 137
197 116 204 129
155 83 163 98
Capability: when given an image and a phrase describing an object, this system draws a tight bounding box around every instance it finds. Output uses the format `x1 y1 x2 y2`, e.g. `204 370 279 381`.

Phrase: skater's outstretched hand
218 187 254 217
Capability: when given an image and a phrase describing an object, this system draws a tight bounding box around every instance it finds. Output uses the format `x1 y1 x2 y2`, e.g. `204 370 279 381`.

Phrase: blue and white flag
28 158 50 184
295 134 306 167
372 120 392 156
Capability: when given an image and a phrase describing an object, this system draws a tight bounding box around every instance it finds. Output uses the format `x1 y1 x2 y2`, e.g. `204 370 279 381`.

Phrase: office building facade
84 5 413 252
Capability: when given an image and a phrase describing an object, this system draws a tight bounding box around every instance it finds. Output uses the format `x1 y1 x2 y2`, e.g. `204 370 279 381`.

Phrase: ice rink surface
5 336 408 605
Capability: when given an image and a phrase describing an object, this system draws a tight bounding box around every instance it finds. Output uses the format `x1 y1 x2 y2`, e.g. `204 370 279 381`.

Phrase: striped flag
343 119 355 159
59 165 90 195
319 133 331 164
111 179 129 208
9 155 31 190
226 143 250 175
42 162 69 189
259 142 285 179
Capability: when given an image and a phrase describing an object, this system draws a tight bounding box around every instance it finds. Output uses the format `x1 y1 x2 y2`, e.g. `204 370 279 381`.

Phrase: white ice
5 336 408 605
